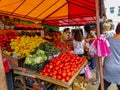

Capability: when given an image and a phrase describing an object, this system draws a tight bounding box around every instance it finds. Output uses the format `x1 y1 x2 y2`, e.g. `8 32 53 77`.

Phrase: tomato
61 78 66 82
44 72 49 76
52 75 57 79
62 72 66 77
56 75 62 80
59 64 63 68
73 68 77 73
70 67 74 71
64 62 69 66
42 69 46 73
52 71 57 75
54 66 59 70
71 71 74 76
66 65 71 69
72 65 77 68
65 76 70 82
67 72 72 77
58 70 62 75
62 67 66 70
45 64 49 68
49 65 53 69
66 69 70 73
47 68 51 73
49 73 53 77
56 61 61 65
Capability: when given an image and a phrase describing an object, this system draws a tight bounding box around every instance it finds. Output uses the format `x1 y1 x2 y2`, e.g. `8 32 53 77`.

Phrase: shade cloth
0 0 98 26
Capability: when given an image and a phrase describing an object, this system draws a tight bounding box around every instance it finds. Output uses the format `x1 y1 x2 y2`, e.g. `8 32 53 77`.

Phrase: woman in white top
73 29 86 57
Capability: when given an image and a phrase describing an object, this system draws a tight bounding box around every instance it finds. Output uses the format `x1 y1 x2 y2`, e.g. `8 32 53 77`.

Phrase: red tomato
52 71 57 75
70 67 74 71
71 71 74 76
62 72 66 77
56 75 62 80
44 72 49 76
59 64 63 68
66 69 70 73
52 75 57 79
66 65 71 69
45 64 49 68
54 66 59 70
49 73 53 77
58 70 62 75
61 78 66 82
67 72 72 77
49 65 53 69
65 76 70 82
47 68 51 73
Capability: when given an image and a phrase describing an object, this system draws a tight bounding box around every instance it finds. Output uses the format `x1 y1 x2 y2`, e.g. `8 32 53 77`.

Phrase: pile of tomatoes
39 52 86 82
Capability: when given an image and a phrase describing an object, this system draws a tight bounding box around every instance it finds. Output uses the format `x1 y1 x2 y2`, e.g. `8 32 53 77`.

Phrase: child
73 29 86 57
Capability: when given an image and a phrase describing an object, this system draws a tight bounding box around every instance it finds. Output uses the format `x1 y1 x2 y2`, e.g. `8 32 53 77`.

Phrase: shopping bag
89 39 97 56
3 57 11 73
84 65 92 79
97 38 111 57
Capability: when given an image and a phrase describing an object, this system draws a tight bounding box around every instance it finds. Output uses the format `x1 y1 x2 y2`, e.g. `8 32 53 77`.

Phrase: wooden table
2 54 88 90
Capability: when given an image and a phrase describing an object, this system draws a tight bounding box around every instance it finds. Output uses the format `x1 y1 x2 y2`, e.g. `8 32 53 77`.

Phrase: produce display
1 30 86 84
39 52 86 82
24 49 47 65
8 35 47 58
0 30 18 52
39 42 61 57
51 41 71 52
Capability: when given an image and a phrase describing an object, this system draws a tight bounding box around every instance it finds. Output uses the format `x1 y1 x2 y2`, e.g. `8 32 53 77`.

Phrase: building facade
104 0 120 30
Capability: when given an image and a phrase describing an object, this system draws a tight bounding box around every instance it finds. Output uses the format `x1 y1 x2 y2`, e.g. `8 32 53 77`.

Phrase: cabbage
34 56 43 64
24 57 32 65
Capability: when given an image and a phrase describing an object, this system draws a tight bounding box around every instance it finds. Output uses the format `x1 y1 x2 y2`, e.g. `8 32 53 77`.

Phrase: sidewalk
86 69 117 90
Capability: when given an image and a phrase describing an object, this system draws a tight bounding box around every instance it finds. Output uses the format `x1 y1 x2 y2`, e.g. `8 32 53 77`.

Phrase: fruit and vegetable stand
2 52 87 90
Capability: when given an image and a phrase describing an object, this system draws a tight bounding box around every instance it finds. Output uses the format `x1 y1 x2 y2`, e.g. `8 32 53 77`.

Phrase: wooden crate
36 60 88 88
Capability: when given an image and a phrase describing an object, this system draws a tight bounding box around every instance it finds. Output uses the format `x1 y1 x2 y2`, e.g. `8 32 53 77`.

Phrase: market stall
0 0 106 90
2 51 87 90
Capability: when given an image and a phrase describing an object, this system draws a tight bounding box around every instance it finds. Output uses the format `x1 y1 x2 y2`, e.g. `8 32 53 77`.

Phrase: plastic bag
89 39 97 56
3 57 11 73
84 65 92 79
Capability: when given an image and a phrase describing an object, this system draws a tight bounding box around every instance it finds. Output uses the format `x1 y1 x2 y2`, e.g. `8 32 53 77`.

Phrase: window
118 6 120 13
110 7 114 14
118 6 120 16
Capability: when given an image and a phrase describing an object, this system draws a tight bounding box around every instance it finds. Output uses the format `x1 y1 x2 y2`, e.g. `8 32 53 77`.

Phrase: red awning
0 0 98 26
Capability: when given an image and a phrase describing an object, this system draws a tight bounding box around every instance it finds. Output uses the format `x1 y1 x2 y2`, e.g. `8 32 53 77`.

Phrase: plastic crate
18 58 49 71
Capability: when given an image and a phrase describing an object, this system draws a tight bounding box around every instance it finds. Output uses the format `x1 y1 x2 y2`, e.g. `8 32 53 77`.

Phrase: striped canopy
0 0 99 26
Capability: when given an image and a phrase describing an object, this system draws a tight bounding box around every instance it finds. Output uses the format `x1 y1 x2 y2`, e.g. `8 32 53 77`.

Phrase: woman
84 24 96 44
73 29 86 57
98 22 120 90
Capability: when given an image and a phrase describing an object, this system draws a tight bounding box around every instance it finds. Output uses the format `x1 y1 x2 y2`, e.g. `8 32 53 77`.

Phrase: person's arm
72 40 76 48
88 31 97 44
83 40 89 54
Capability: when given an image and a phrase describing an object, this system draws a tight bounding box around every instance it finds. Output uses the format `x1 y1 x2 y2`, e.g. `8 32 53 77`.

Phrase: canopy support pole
95 0 104 90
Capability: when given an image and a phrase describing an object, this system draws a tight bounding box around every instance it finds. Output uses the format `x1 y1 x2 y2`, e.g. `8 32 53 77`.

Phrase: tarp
0 0 97 26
